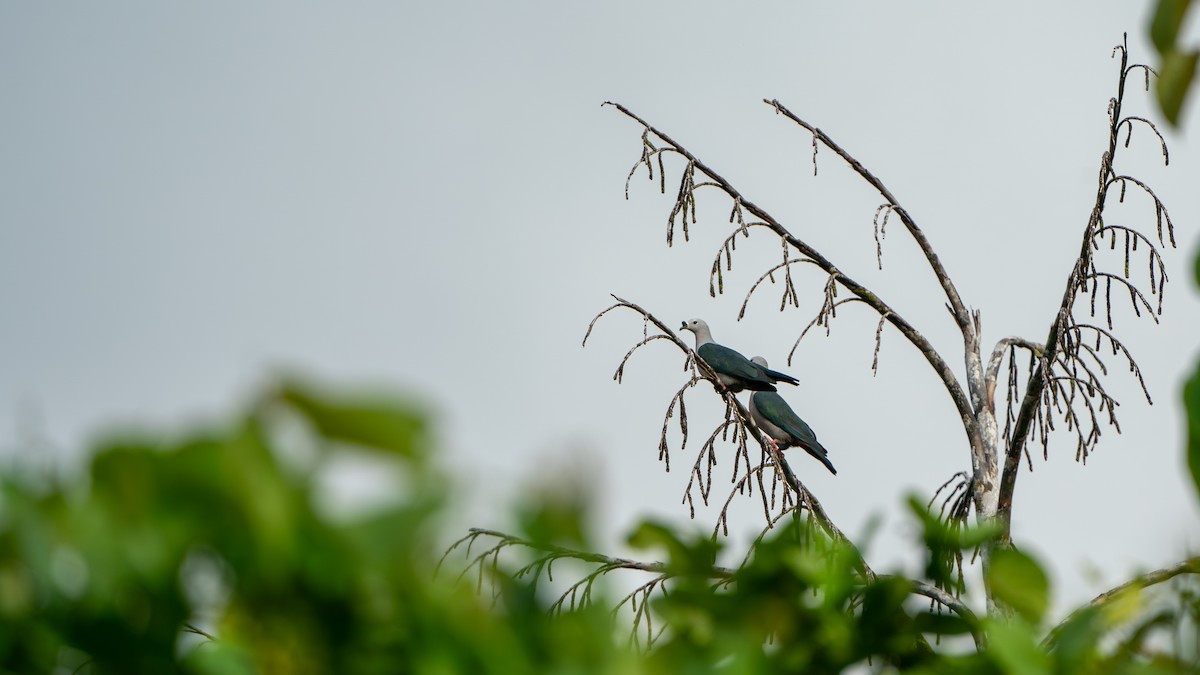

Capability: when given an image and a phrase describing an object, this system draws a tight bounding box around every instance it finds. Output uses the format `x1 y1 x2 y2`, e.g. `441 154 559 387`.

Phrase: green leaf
1183 361 1200 503
626 520 719 577
1157 49 1199 126
986 548 1050 625
906 495 1001 594
1194 246 1200 287
626 520 682 551
913 611 972 636
1150 0 1193 54
516 475 592 548
275 377 428 459
986 618 1052 675
1049 607 1101 673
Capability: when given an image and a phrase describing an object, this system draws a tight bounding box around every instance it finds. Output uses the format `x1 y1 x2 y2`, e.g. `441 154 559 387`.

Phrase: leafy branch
1042 555 1200 649
443 524 983 649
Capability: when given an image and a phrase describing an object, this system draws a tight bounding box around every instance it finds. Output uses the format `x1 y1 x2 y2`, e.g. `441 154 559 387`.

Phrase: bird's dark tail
800 441 837 475
764 368 799 386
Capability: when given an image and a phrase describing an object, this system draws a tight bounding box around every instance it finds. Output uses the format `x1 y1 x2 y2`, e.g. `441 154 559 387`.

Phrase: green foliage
908 496 1002 596
986 548 1050 626
1150 0 1199 124
1186 243 1200 501
1185 361 1200 503
0 382 639 675
0 378 1197 673
274 376 430 460
641 515 934 673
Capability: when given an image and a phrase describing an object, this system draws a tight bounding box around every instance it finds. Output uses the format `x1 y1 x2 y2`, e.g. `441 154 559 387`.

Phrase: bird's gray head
750 356 768 368
680 318 714 347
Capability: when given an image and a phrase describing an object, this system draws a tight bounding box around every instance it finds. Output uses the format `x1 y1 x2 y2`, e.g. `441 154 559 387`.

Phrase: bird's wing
697 343 776 388
753 392 837 475
754 393 828 454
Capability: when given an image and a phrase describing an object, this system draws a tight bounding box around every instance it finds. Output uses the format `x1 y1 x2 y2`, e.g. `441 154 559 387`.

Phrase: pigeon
679 319 798 392
748 356 837 475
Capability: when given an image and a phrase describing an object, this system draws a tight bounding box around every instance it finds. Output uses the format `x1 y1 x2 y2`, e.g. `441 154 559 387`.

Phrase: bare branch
873 204 901 270
1082 271 1160 325
1107 175 1175 247
738 257 821 320
659 377 703 472
604 101 984 460
904 578 984 649
1116 116 1169 165
465 528 720 577
709 222 773 297
985 337 1044 411
787 296 869 364
1067 323 1151 402
764 99 975 345
616 576 671 649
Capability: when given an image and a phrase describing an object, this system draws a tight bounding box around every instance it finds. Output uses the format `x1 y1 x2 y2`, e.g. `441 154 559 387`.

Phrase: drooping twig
763 100 975 346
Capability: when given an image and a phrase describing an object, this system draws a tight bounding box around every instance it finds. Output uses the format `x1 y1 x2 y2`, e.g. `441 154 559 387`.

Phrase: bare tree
448 36 1195 638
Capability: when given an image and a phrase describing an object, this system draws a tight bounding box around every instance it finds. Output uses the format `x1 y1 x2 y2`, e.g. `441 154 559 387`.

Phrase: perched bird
748 356 837 475
679 319 798 392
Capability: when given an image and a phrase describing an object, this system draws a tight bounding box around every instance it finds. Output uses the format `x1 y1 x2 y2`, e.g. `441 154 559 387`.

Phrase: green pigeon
748 356 836 475
680 319 799 392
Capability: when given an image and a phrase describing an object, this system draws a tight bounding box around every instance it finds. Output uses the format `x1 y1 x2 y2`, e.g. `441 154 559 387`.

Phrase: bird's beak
679 321 687 330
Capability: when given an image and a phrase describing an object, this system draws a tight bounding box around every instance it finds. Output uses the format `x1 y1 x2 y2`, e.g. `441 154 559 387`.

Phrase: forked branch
603 101 984 462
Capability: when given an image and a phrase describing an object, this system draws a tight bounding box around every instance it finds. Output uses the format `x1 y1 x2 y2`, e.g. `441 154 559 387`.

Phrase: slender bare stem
763 100 975 345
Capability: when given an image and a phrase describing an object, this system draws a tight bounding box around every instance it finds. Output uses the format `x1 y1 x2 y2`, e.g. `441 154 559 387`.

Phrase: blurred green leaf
1185 360 1200 503
626 520 684 553
516 473 593 549
1049 607 1101 673
914 611 972 636
276 378 428 459
1150 0 1198 125
1158 49 1199 126
626 520 719 577
1151 0 1193 53
986 547 1050 625
3 372 1199 673
908 495 1001 593
986 618 1052 675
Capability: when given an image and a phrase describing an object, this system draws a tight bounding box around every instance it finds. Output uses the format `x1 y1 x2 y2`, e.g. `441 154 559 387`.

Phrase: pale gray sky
1 2 1198 618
